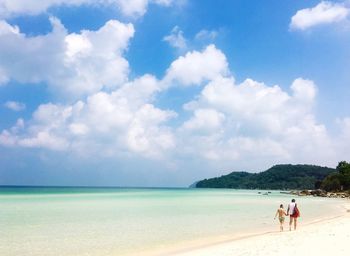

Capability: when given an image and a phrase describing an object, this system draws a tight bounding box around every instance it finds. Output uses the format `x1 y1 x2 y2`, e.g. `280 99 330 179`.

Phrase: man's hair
280 204 283 208
291 199 295 202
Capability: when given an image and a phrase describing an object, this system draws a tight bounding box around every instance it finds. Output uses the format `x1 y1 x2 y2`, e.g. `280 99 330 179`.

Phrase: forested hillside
195 164 335 190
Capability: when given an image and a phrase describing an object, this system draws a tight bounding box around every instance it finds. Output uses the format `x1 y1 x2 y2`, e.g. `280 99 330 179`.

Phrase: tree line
195 162 350 192
320 161 350 192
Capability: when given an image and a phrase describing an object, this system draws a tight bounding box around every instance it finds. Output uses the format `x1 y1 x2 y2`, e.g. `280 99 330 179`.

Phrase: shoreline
173 201 350 256
139 200 350 256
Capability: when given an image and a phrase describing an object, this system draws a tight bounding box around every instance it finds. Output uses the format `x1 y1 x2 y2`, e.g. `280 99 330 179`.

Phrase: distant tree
321 173 341 192
337 161 350 173
336 161 350 190
314 180 322 189
320 161 350 191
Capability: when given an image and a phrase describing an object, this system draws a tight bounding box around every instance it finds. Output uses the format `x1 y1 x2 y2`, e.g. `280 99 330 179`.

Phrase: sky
0 0 350 187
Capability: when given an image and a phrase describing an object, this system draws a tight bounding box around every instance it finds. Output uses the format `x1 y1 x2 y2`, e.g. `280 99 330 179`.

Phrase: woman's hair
292 199 296 202
280 204 283 208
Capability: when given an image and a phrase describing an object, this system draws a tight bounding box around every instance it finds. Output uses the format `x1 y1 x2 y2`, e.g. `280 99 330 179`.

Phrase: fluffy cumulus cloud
290 1 350 30
181 108 225 133
1 39 345 169
0 74 176 157
0 9 348 174
0 0 175 18
290 78 317 102
116 0 174 17
0 17 134 98
163 44 229 86
178 75 336 166
4 101 26 111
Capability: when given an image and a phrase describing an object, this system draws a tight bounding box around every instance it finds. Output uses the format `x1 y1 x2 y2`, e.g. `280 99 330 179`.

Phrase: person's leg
279 220 282 231
289 217 293 231
281 220 284 231
294 217 297 230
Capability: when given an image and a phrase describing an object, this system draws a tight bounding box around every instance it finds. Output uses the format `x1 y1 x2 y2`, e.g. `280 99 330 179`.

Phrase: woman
274 204 287 231
287 199 300 231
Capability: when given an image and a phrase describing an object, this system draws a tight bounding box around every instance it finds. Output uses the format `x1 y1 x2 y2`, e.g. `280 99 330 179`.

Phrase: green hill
195 164 335 190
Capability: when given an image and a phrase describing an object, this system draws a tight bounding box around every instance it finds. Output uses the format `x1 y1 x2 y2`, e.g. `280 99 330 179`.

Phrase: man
287 199 300 231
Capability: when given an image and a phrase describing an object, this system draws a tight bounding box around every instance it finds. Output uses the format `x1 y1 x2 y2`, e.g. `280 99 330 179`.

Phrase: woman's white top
288 202 296 215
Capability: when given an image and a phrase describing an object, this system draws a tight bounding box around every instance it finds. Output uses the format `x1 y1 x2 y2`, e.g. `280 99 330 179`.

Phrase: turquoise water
0 187 345 255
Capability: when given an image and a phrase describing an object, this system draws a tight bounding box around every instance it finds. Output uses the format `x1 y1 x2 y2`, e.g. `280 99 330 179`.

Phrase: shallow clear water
0 187 345 255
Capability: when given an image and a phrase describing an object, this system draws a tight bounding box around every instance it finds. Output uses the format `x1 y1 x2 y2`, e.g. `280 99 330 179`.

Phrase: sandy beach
172 203 350 256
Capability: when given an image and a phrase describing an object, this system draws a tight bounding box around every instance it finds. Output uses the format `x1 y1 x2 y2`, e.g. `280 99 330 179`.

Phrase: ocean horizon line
0 184 190 189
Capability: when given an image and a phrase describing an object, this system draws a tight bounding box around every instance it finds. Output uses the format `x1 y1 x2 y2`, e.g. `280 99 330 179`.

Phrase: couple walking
274 199 300 231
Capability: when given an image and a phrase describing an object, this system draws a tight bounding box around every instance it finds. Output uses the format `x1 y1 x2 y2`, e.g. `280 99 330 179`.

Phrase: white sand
172 203 350 256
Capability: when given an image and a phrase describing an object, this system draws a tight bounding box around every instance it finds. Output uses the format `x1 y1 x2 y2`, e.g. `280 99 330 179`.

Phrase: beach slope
174 206 350 256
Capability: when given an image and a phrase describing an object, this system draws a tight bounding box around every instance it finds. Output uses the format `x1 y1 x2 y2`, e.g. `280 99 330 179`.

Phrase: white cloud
64 33 92 59
163 26 187 51
0 130 17 146
115 0 174 17
290 1 350 30
18 131 69 151
329 117 350 162
61 19 134 96
152 0 173 5
4 101 26 111
163 44 229 86
0 118 23 146
115 0 149 17
291 78 317 102
0 18 134 98
0 19 19 34
0 37 348 173
126 104 176 156
69 123 89 135
0 74 176 158
113 0 176 17
341 117 350 134
195 77 292 127
0 0 86 18
0 0 175 18
178 75 339 167
0 67 9 85
164 27 219 53
194 29 218 41
181 108 225 133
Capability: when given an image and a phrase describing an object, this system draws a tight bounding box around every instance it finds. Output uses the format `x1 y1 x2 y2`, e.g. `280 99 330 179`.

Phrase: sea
0 186 345 256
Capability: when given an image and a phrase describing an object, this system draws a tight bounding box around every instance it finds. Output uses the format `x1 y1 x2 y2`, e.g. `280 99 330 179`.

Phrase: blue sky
0 0 349 187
